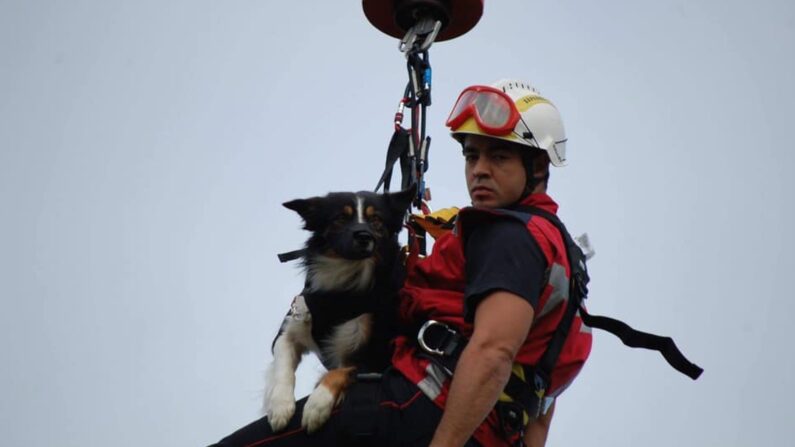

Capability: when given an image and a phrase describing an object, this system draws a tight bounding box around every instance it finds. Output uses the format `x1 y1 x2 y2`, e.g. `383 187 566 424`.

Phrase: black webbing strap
345 373 382 445
374 127 412 193
277 248 307 263
373 125 430 256
516 206 589 381
578 309 703 379
517 206 703 380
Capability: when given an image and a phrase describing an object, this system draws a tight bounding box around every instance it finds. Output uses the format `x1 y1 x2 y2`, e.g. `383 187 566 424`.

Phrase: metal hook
399 18 443 53
399 29 418 53
419 20 442 51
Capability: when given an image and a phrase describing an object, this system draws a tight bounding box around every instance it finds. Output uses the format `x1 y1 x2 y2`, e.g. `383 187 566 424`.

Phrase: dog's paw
301 384 337 434
266 388 296 432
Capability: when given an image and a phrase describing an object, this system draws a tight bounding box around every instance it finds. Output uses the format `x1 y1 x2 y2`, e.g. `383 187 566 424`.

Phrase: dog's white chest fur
307 256 376 293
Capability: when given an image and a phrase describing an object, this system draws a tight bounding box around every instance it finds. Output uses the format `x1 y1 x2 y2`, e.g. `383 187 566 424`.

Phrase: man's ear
532 152 551 177
283 197 322 231
385 184 417 231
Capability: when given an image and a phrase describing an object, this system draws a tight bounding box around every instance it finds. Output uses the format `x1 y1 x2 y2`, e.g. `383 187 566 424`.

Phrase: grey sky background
1 1 793 446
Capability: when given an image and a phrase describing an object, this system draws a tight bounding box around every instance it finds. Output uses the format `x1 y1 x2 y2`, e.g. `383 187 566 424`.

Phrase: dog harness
295 255 405 372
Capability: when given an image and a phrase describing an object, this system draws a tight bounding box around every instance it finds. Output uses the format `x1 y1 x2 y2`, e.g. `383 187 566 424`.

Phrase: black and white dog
264 187 414 433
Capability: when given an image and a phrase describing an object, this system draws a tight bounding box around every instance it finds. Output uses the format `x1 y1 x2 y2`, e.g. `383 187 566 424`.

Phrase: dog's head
283 186 415 262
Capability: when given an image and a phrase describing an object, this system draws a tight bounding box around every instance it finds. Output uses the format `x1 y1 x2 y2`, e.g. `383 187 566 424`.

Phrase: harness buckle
528 370 550 418
495 401 526 443
417 320 458 356
355 372 384 382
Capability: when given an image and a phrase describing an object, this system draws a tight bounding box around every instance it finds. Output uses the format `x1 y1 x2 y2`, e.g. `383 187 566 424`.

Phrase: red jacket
391 193 592 446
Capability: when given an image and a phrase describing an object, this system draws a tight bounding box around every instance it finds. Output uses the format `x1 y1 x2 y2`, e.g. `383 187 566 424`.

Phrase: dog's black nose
354 230 374 245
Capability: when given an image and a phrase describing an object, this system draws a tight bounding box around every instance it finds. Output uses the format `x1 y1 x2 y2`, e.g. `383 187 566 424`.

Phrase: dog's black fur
264 187 414 433
281 188 413 370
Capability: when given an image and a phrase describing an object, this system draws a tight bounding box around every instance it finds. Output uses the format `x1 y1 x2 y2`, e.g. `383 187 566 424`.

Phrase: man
210 79 591 447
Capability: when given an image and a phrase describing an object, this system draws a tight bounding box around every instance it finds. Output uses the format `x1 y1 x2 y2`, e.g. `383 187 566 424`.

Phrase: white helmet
446 79 568 166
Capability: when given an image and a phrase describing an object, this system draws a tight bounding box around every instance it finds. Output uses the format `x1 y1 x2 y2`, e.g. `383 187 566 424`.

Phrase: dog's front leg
264 332 304 432
302 313 374 432
302 366 356 433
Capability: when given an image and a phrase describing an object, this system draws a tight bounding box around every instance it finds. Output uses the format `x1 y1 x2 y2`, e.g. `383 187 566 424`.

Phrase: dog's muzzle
336 224 376 259
354 230 375 250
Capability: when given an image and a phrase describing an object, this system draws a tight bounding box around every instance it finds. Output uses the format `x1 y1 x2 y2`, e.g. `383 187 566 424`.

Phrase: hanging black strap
279 127 412 263
516 206 703 381
578 309 703 379
374 127 412 193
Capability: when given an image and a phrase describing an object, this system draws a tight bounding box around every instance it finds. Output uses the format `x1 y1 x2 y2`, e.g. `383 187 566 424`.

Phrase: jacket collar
512 193 559 215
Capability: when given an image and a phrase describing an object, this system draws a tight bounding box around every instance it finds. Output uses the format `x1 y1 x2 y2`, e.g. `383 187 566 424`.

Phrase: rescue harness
411 206 703 441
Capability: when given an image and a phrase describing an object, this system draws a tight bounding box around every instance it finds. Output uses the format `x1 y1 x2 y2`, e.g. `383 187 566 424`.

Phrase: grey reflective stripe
416 362 448 401
541 396 556 415
577 309 592 334
537 262 569 318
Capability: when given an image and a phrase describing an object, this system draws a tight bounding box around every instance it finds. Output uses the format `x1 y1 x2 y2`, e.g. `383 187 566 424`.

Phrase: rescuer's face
463 135 527 208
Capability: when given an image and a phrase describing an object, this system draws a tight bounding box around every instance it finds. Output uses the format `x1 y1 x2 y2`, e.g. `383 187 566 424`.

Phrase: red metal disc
362 0 483 42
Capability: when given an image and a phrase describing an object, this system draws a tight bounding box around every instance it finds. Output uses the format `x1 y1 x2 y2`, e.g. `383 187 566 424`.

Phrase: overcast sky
1 1 794 446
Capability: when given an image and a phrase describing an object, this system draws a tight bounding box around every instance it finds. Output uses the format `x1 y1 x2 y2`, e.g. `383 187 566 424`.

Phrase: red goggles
445 85 521 136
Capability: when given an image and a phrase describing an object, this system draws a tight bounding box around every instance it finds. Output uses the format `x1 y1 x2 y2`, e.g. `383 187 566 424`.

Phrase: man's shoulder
457 206 532 239
463 211 538 254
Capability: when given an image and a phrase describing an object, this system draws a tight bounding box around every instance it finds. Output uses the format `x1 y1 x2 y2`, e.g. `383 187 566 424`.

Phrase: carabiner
399 18 442 53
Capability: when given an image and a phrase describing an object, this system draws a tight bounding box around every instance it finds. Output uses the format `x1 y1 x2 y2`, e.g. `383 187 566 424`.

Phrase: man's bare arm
428 290 534 447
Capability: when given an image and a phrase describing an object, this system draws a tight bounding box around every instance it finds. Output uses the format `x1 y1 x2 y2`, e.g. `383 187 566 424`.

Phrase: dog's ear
386 183 417 211
283 197 323 231
384 184 417 231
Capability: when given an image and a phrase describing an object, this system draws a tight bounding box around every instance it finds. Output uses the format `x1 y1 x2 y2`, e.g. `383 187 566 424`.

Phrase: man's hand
428 290 534 447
